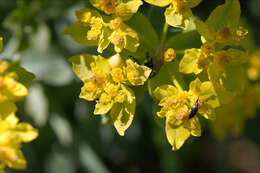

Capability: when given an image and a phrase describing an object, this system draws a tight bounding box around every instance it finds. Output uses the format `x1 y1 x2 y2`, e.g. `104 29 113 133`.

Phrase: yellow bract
63 8 140 53
90 0 143 20
153 78 218 150
70 54 151 135
144 0 202 29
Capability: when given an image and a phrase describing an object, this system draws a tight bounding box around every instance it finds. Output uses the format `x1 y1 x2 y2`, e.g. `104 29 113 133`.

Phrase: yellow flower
0 75 28 103
90 0 143 20
164 48 176 62
63 8 140 53
70 54 151 136
111 67 124 83
110 30 125 52
0 102 38 171
0 61 9 74
144 0 202 29
108 17 123 31
153 78 219 150
125 59 152 85
87 17 104 40
104 83 119 97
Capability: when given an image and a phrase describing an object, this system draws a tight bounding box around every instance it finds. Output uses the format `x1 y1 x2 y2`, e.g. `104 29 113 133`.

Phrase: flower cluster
64 0 153 136
70 54 151 135
154 78 219 150
64 0 260 151
63 7 140 53
0 38 38 172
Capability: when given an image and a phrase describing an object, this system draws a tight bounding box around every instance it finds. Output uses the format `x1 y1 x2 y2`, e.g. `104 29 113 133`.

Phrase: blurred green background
1 0 260 173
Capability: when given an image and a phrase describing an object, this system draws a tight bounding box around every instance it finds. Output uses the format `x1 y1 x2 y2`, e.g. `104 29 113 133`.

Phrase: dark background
0 0 259 173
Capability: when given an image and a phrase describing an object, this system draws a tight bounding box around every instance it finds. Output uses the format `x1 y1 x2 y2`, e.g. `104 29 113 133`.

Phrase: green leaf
165 30 201 50
126 12 159 51
8 63 35 86
195 19 215 42
69 54 95 81
148 60 186 95
206 0 241 31
118 13 159 63
0 102 17 118
184 0 203 8
63 21 98 47
222 64 246 94
110 85 136 136
208 63 235 104
153 85 178 101
3 5 36 33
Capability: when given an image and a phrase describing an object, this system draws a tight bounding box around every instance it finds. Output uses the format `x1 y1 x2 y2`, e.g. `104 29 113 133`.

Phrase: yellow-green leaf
184 0 203 8
185 116 201 137
110 85 135 136
208 63 235 104
98 27 112 53
153 85 178 101
125 59 151 86
179 48 202 74
166 116 190 151
0 102 17 118
63 22 98 46
164 6 191 29
200 81 220 108
195 19 215 42
69 54 95 81
8 63 35 86
94 101 114 115
206 0 241 31
115 0 143 20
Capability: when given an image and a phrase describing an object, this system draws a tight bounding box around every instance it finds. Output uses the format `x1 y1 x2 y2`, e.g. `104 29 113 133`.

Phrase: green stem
152 23 169 73
173 76 183 91
165 64 184 91
160 23 168 45
176 49 185 54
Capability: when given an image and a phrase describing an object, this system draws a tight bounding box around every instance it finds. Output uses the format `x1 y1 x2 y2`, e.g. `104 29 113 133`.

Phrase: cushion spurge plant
63 0 260 151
